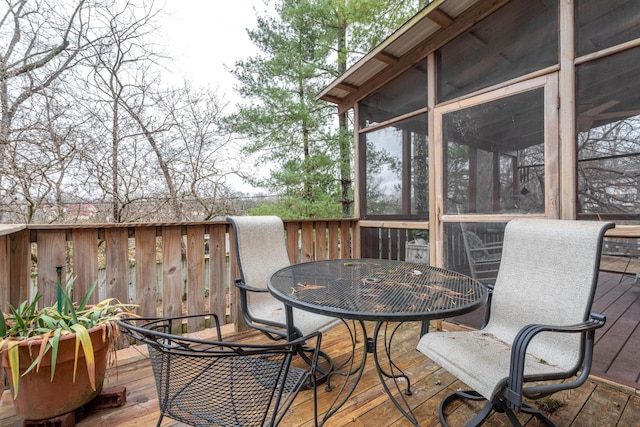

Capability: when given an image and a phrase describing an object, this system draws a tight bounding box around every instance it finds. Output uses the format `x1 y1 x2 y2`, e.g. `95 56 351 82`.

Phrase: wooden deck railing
2 218 635 338
0 219 358 336
358 220 429 262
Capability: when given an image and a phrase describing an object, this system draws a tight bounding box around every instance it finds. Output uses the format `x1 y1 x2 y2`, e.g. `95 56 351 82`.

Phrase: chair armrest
234 278 269 293
118 313 224 346
505 312 606 411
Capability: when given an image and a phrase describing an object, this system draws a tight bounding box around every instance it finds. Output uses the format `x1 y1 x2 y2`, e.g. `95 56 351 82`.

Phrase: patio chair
118 314 321 427
460 223 503 285
417 218 613 426
226 215 340 340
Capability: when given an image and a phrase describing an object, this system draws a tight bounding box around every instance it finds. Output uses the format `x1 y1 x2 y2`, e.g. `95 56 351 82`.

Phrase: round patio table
268 258 487 426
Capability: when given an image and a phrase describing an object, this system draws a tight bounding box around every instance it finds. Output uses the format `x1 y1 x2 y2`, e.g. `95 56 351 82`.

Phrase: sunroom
317 0 640 389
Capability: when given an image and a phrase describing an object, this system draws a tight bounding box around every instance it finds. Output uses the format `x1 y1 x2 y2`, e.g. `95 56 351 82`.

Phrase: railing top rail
1 218 357 231
0 224 26 236
12 220 229 230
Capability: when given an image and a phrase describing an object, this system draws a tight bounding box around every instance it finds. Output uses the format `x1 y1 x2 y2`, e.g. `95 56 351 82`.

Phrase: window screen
437 0 557 102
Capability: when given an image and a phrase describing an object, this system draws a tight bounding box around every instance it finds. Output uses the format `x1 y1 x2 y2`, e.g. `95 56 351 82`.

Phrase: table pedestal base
373 321 420 426
318 320 421 426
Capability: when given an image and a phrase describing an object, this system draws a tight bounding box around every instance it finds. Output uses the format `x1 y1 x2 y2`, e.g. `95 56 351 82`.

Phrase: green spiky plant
0 276 136 398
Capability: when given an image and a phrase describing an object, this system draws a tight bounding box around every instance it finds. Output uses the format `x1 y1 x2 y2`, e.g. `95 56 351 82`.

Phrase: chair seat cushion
249 292 340 336
417 330 570 400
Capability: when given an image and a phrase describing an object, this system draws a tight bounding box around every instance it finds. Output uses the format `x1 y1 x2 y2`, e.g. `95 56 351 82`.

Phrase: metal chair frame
119 314 321 427
226 216 339 386
226 215 340 341
418 219 613 427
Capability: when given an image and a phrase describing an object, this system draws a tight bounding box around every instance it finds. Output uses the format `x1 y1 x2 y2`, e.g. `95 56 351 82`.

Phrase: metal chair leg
298 345 333 389
438 390 558 427
439 390 493 427
519 402 557 426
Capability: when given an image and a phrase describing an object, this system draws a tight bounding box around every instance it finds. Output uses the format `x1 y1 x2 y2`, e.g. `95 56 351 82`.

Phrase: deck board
592 272 640 389
2 318 640 427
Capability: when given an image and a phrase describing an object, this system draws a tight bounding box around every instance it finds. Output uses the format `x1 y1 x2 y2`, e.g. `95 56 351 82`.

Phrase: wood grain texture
0 236 8 312
161 226 183 332
2 319 638 427
208 223 227 323
105 228 129 305
36 230 66 306
134 227 158 318
9 230 30 307
72 229 99 304
186 225 205 332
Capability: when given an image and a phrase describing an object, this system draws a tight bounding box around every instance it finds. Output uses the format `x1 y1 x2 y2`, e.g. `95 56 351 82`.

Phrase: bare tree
161 81 239 220
6 83 90 223
1 0 243 224
82 0 168 222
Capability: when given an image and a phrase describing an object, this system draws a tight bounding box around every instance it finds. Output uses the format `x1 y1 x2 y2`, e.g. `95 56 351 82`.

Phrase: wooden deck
2 318 639 426
592 270 640 390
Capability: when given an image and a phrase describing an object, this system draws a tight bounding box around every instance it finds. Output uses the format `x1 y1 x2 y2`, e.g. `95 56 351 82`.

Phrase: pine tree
229 0 422 218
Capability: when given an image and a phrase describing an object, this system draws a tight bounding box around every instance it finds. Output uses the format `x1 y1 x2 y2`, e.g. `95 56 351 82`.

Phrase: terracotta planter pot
1 323 112 421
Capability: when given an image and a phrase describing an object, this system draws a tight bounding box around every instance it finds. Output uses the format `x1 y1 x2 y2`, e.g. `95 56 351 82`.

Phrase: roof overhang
316 0 504 113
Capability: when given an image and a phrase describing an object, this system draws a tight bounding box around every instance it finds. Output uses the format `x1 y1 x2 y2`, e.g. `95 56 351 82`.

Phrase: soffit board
316 0 480 105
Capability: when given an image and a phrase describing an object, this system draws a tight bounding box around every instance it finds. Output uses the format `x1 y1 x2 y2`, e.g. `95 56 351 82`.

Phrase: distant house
318 0 640 266
64 204 98 221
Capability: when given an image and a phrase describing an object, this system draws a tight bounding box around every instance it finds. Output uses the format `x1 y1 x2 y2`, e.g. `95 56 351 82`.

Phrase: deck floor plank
570 383 629 426
598 320 640 386
2 277 640 426
618 390 640 427
592 273 640 389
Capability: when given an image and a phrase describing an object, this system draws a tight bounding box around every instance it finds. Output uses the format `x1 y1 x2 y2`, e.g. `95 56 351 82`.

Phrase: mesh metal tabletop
269 259 487 322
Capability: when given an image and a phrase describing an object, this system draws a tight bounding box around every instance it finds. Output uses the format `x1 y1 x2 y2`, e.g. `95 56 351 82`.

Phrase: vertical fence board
209 224 227 324
390 229 400 260
399 229 409 261
0 235 8 312
162 227 183 332
72 229 99 304
227 224 244 331
135 227 158 318
286 222 299 264
315 221 327 260
105 229 130 305
361 228 377 259
328 221 340 259
186 225 205 331
381 228 390 259
105 228 130 349
341 220 353 258
10 230 30 306
0 235 5 386
37 230 66 306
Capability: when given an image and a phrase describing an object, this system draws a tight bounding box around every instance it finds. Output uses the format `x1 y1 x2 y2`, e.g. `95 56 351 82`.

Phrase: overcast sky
161 0 267 101
160 1 271 193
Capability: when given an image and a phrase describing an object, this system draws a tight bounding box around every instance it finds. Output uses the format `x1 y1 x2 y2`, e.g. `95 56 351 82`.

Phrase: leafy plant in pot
0 275 136 421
